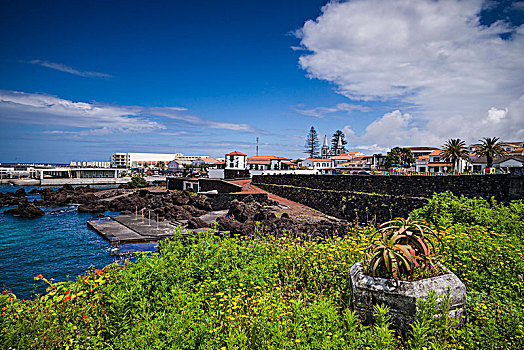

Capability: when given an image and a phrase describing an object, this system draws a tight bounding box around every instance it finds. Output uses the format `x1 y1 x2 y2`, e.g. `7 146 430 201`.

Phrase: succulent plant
366 217 442 280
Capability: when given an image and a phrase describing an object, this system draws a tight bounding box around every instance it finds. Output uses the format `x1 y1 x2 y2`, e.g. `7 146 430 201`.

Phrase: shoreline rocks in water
4 202 45 218
0 192 30 207
2 185 351 238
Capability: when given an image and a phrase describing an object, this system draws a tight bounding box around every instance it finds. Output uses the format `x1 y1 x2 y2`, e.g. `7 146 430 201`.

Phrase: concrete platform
87 214 179 245
88 211 228 255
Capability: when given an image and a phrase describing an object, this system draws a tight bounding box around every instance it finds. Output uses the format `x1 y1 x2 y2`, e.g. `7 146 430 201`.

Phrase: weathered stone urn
350 262 467 330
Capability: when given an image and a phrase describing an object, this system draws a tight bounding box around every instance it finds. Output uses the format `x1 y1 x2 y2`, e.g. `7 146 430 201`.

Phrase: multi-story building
299 158 334 174
174 154 209 162
225 151 247 170
111 153 177 168
70 160 111 168
405 146 439 158
415 149 470 173
246 156 292 170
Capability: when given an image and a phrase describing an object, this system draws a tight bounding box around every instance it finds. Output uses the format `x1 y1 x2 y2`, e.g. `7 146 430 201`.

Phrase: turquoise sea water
0 185 120 299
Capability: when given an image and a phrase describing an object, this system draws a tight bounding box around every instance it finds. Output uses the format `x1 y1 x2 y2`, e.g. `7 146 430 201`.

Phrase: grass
1 192 524 349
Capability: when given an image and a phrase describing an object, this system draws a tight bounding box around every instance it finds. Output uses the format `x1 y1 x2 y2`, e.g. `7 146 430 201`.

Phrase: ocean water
0 185 120 299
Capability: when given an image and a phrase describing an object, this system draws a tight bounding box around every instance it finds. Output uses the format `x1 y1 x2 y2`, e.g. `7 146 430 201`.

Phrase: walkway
225 179 340 222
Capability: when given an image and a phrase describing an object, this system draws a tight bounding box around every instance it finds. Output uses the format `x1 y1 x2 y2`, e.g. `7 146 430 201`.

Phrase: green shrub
128 175 148 188
1 194 524 349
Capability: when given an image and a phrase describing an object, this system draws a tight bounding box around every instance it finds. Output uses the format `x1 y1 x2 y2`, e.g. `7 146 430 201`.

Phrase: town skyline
1 0 523 163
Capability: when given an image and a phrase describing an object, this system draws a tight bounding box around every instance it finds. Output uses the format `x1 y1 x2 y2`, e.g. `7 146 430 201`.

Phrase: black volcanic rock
4 203 45 218
0 192 29 206
187 217 209 229
14 188 27 196
78 203 107 213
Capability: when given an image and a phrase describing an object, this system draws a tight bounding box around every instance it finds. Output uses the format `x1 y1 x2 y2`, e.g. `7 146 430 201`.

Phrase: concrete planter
350 262 466 330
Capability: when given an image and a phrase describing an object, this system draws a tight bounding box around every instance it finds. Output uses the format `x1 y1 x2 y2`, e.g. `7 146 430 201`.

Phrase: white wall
208 169 225 179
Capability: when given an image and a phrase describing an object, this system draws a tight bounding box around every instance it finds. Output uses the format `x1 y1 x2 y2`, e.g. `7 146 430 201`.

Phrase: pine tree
304 126 320 158
330 130 348 152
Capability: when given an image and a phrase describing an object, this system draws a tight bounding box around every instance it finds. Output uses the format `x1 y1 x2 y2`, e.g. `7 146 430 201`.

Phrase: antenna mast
256 137 259 156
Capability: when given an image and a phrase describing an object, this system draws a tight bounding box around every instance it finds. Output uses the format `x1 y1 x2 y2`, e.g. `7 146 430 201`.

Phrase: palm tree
476 137 507 169
440 139 470 172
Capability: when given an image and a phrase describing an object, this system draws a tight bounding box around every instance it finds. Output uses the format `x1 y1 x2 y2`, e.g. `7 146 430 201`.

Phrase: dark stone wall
252 174 523 223
199 179 242 193
256 183 427 223
166 177 184 191
511 167 524 177
253 174 521 202
166 178 242 193
224 169 250 179
206 193 268 210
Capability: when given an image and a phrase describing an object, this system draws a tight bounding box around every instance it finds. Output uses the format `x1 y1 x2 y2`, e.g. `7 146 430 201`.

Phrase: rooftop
226 151 247 156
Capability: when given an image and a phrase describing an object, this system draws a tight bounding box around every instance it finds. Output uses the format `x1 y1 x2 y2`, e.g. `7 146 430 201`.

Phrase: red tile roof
341 152 365 156
406 146 439 151
247 160 271 165
330 155 354 160
247 156 291 160
429 149 443 156
226 151 246 156
307 158 333 162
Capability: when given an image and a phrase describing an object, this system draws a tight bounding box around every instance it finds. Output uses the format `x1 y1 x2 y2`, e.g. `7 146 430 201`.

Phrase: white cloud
0 90 160 134
294 102 370 118
344 110 440 150
27 60 112 78
297 0 524 148
147 107 258 132
0 90 259 136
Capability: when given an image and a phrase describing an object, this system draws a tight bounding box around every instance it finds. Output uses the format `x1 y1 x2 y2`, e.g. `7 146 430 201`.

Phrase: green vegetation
475 137 507 168
384 147 415 169
304 126 320 158
441 138 470 172
365 217 441 280
128 175 148 188
1 193 524 349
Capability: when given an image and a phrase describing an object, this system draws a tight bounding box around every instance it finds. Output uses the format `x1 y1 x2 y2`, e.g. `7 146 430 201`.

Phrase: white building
247 156 292 170
225 151 247 170
111 153 177 168
471 155 524 173
415 150 470 173
299 158 334 174
174 154 209 162
70 160 111 168
321 134 345 158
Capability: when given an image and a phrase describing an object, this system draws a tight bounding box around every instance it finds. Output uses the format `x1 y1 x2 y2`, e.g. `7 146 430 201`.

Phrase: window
433 156 440 162
419 167 426 173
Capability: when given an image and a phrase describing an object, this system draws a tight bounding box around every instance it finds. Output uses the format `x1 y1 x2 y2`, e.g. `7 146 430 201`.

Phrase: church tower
321 135 330 158
335 134 344 155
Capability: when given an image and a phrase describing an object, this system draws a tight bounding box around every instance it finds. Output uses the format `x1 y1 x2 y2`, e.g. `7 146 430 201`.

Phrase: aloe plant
366 217 442 280
368 230 414 280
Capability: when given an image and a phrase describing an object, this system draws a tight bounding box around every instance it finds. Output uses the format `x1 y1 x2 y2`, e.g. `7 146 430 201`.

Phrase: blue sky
1 0 523 163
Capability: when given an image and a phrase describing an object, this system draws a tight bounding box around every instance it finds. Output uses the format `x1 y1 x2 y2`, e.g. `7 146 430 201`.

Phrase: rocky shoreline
1 185 351 237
